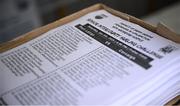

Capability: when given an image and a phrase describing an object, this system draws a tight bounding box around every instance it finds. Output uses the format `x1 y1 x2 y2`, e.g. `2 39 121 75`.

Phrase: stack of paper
0 9 179 105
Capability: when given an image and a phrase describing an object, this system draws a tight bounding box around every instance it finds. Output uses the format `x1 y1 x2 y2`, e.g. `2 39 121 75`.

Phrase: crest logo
95 14 107 19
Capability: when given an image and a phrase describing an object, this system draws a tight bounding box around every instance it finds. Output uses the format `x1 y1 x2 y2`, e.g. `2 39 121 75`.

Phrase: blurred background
0 0 180 43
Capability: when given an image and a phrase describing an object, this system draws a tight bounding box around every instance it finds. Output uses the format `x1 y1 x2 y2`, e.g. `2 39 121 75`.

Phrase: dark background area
0 0 179 43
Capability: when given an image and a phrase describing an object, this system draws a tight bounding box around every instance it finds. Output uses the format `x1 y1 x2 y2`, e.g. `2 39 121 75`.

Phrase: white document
0 10 180 105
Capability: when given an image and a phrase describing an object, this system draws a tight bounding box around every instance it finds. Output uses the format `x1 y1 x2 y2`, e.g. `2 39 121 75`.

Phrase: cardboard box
0 3 179 105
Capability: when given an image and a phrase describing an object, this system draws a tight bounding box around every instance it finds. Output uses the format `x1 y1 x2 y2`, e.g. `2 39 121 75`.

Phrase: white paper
0 10 180 105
